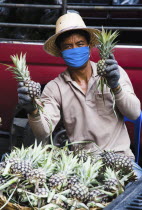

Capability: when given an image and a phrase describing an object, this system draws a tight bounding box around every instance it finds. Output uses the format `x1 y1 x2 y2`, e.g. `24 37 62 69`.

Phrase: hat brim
43 27 100 57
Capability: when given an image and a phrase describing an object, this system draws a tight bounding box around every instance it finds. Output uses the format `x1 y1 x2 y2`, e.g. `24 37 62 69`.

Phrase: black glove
17 82 39 114
105 54 120 89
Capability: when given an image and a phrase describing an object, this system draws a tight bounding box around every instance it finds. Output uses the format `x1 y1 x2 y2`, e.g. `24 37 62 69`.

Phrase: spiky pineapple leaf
96 26 119 59
76 157 103 187
100 77 105 103
10 53 30 81
0 182 18 210
0 53 31 81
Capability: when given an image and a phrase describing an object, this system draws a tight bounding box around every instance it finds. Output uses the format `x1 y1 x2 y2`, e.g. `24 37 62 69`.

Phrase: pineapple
87 167 130 206
48 173 66 190
96 27 119 96
0 161 6 174
114 154 133 174
48 150 79 191
9 53 40 98
35 187 48 197
103 167 124 194
88 188 110 203
69 183 89 203
101 150 134 174
74 149 89 163
91 154 102 165
68 157 103 203
0 175 8 185
51 194 68 209
101 150 116 168
3 143 47 179
103 167 136 198
3 141 49 185
74 146 96 163
101 150 137 184
4 53 43 111
66 175 79 189
97 27 119 77
5 141 49 168
2 158 32 178
27 168 46 185
10 160 32 178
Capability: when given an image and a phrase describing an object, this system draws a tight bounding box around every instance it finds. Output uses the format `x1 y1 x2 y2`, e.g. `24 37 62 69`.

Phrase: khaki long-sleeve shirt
28 61 141 158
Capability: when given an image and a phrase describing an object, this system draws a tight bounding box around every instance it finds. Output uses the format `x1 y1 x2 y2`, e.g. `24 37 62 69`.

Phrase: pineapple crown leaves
25 141 50 166
10 53 31 81
96 26 119 59
5 141 49 167
75 201 89 210
2 53 31 82
104 167 125 195
4 145 28 162
57 150 79 175
76 157 103 187
104 167 120 181
120 171 137 184
42 151 57 177
47 191 70 208
0 179 19 209
87 201 106 209
97 27 119 47
40 203 65 209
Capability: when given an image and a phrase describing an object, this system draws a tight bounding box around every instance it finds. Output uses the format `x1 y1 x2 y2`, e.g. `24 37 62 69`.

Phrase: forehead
62 33 87 43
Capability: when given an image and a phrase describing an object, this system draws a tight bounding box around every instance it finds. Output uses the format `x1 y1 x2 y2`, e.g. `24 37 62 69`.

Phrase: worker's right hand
17 82 37 114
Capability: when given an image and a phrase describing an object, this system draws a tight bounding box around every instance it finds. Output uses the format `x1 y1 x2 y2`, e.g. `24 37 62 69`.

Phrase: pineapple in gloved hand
96 27 120 96
5 53 44 113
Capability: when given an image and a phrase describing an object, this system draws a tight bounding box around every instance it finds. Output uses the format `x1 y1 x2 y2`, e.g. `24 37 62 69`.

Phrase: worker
17 11 142 178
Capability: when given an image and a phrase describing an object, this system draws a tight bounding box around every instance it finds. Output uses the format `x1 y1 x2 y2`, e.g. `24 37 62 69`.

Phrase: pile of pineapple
0 141 136 210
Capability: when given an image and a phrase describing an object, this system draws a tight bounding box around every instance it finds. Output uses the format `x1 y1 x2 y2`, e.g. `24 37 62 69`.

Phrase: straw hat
44 11 100 57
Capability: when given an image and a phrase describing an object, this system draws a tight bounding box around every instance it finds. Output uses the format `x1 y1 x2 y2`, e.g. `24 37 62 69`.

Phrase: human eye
64 45 72 50
77 42 84 47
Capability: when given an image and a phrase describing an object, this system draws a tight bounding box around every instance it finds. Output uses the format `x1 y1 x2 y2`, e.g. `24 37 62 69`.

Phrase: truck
0 0 142 162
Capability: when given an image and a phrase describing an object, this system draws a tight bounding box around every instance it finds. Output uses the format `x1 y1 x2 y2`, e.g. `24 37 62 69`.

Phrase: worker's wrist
111 84 122 95
29 108 40 118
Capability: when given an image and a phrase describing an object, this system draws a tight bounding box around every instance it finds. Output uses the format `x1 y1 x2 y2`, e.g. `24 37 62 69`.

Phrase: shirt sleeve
115 66 141 120
28 80 61 141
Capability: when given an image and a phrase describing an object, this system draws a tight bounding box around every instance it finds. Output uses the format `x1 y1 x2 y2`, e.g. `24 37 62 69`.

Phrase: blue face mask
61 46 90 68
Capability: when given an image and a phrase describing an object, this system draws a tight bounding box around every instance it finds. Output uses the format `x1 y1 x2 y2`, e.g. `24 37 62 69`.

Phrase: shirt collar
61 61 97 82
61 69 72 82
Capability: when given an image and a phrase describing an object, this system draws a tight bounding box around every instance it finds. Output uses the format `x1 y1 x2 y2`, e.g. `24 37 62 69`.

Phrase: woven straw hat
44 12 100 57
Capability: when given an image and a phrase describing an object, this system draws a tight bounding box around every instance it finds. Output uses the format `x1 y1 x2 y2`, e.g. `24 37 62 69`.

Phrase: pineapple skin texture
97 59 107 77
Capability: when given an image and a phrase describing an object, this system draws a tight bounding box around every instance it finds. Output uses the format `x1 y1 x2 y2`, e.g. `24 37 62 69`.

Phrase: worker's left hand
105 53 120 89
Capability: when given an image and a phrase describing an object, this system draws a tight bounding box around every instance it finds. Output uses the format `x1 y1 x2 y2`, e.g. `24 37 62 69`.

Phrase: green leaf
0 183 18 210
100 77 105 104
0 177 19 191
